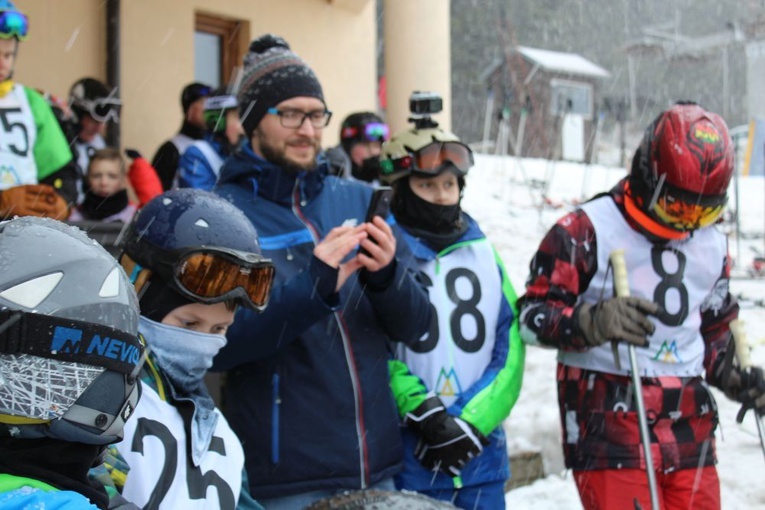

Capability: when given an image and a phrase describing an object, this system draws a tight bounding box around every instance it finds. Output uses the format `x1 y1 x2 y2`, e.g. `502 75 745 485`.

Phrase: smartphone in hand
359 186 393 256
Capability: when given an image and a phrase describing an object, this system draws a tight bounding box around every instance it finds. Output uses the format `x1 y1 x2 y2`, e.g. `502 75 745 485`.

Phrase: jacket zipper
290 182 370 487
271 372 280 464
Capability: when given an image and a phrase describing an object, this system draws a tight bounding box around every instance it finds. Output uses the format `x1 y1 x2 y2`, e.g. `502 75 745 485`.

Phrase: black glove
711 340 765 421
405 396 489 477
575 297 659 347
125 148 142 160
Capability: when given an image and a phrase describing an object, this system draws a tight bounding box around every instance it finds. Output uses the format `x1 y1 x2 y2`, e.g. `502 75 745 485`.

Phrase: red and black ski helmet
626 101 734 240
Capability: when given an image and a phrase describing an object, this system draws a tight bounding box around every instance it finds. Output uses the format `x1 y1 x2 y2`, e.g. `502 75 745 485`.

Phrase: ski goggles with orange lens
342 122 390 142
382 142 474 178
652 188 727 231
0 10 28 41
412 141 474 175
152 247 275 311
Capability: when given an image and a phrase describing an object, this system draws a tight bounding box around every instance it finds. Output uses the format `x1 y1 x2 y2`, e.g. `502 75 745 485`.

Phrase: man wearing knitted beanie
212 34 431 509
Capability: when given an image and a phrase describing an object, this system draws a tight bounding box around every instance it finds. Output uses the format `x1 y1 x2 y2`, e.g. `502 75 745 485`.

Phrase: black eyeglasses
266 107 332 129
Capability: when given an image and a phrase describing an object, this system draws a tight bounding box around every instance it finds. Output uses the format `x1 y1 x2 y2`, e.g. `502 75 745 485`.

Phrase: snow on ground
460 154 765 509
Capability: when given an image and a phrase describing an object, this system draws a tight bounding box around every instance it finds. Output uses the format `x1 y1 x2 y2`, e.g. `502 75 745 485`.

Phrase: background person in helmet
0 0 75 220
67 77 121 179
0 217 144 510
518 102 764 510
152 82 213 191
178 89 245 190
325 111 388 184
68 148 137 223
211 34 430 509
380 114 525 510
104 188 272 510
62 77 163 206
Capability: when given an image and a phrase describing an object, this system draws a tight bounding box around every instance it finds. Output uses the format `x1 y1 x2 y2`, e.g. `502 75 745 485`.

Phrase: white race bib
116 387 244 510
396 239 502 407
0 84 38 189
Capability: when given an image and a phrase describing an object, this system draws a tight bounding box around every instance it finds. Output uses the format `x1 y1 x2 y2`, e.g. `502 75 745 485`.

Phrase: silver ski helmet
0 217 143 445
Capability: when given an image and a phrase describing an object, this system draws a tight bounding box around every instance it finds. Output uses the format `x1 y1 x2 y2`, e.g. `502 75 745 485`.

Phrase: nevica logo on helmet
51 326 142 368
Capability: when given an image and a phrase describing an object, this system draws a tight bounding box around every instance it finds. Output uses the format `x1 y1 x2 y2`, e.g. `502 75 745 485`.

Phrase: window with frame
194 13 250 89
549 79 593 119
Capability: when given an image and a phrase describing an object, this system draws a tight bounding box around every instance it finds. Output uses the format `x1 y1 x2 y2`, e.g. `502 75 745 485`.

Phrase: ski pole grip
610 250 630 298
730 319 752 369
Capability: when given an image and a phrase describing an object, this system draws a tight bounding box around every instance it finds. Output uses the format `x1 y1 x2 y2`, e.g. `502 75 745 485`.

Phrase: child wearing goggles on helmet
94 189 272 510
64 78 121 201
380 120 525 510
0 217 145 510
0 1 76 221
519 102 759 510
326 111 389 184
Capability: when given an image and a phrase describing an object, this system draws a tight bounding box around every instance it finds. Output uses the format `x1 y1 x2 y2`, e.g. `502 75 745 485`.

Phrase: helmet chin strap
624 182 690 241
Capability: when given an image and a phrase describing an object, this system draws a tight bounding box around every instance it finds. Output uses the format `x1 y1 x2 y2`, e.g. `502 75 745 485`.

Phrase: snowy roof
517 46 611 79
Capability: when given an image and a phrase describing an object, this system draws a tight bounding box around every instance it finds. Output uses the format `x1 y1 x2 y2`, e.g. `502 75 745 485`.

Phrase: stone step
505 451 545 491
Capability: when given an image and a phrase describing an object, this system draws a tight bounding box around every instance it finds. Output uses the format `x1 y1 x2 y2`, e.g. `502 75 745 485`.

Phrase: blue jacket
212 145 431 499
178 134 228 190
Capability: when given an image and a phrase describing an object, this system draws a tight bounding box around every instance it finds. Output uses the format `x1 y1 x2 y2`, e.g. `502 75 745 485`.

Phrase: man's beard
257 130 320 175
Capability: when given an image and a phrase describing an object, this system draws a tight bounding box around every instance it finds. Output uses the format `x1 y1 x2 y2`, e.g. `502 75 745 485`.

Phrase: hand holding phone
359 187 393 257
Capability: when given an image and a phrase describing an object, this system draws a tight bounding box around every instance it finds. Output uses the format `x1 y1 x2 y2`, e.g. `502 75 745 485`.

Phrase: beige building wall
383 0 451 134
14 0 106 101
14 0 378 156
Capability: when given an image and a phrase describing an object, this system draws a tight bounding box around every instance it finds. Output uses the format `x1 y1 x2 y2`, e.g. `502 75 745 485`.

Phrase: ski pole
610 250 660 510
729 319 765 462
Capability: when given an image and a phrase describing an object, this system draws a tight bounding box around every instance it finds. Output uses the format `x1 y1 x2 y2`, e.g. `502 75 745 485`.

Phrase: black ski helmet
340 111 387 154
69 77 121 124
120 189 274 312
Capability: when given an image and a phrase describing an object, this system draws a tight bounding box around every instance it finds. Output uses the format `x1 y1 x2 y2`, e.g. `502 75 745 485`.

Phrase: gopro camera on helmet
409 91 442 116
408 91 442 129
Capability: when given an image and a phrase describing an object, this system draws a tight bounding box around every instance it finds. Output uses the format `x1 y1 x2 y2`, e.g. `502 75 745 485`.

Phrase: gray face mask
139 316 227 465
138 316 226 392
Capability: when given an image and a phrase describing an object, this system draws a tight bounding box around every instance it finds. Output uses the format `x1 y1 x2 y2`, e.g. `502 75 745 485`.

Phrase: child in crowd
99 188 273 510
0 217 144 510
380 113 525 510
69 148 136 223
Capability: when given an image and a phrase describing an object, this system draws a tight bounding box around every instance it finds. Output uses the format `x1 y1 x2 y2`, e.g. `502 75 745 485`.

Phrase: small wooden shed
481 46 611 162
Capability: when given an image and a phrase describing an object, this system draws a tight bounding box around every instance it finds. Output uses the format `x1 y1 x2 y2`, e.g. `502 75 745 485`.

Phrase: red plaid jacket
519 180 738 472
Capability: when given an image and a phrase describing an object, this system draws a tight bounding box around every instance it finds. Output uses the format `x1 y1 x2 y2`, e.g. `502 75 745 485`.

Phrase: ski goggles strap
652 186 727 231
205 94 238 112
0 309 145 376
161 248 275 311
0 10 28 41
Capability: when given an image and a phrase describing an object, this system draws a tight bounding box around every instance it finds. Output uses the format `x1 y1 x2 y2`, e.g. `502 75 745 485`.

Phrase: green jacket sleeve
24 86 73 180
389 359 430 418
456 246 525 436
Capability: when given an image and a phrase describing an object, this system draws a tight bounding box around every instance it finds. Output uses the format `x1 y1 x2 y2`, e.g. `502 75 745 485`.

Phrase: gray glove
576 297 659 347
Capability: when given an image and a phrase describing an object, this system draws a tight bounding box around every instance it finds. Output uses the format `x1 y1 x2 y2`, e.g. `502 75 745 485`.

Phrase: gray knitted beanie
238 34 325 136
